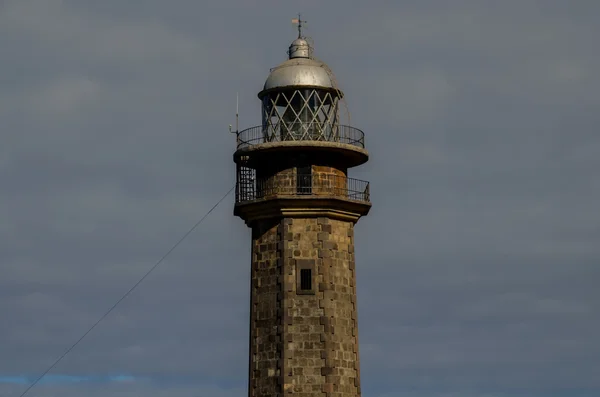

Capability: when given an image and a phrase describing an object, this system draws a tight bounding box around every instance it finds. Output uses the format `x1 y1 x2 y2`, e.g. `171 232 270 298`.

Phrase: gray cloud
1 0 599 396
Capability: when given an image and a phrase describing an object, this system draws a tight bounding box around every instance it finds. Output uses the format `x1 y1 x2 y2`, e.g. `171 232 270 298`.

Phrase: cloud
0 374 137 385
27 77 102 116
0 1 599 396
1 0 199 63
0 378 244 397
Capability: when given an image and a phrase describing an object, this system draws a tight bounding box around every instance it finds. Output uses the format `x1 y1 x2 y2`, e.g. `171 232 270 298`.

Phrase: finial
291 13 307 38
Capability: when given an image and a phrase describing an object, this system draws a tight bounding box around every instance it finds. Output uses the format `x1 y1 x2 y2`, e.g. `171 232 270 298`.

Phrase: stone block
318 249 332 258
317 232 330 241
296 259 316 267
322 383 334 393
319 299 333 309
323 241 338 250
283 314 293 325
321 224 333 234
322 258 334 268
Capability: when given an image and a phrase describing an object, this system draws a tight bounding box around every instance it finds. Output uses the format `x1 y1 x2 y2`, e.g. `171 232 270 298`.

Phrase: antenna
291 14 307 38
230 92 239 134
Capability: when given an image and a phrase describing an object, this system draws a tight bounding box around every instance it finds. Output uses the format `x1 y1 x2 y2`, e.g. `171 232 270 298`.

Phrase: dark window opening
297 166 312 194
300 269 312 291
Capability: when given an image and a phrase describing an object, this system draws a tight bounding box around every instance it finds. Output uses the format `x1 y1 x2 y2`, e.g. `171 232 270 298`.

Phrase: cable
16 185 235 397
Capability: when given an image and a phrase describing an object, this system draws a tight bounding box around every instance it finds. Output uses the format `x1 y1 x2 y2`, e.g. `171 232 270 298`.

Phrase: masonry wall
249 217 361 397
256 165 348 199
257 167 295 198
312 166 347 197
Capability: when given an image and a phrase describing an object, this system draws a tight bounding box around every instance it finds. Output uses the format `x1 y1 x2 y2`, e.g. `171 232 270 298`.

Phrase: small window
300 269 312 291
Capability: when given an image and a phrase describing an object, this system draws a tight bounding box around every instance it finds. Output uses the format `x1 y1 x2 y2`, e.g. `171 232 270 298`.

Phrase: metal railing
236 123 365 149
235 173 370 204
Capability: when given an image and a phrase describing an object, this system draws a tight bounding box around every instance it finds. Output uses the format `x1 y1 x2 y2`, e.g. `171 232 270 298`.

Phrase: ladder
237 157 255 202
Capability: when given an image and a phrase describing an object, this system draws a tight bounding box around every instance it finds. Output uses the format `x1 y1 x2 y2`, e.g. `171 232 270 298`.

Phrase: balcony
236 123 365 150
235 173 370 205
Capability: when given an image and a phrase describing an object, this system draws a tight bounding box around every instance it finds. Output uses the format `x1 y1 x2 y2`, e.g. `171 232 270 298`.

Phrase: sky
1 0 599 396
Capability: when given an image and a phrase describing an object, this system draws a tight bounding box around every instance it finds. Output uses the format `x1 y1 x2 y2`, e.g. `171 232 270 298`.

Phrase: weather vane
291 13 307 38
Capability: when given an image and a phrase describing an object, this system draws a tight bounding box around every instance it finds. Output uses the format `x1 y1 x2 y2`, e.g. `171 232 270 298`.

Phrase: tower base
249 216 362 397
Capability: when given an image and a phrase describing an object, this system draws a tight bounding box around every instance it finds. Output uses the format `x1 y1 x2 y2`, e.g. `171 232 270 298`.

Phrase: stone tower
233 27 371 397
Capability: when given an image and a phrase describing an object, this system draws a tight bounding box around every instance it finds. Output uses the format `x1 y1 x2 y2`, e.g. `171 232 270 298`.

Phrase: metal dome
259 38 339 96
262 58 336 93
289 38 310 59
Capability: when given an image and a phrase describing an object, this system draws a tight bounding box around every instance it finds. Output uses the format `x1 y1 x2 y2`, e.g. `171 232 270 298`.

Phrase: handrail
235 174 370 204
236 123 365 149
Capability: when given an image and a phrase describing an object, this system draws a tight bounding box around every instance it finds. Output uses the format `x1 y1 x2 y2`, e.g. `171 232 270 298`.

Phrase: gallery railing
236 123 365 149
235 173 370 204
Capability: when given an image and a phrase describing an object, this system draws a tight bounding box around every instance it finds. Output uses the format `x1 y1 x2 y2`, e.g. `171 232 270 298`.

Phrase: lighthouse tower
233 21 371 397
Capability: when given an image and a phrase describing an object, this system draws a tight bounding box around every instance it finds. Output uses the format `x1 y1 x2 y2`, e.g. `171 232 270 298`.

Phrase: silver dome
259 37 340 96
262 58 335 92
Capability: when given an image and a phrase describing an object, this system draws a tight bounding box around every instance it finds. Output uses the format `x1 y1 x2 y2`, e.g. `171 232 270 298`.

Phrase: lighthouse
233 19 371 397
